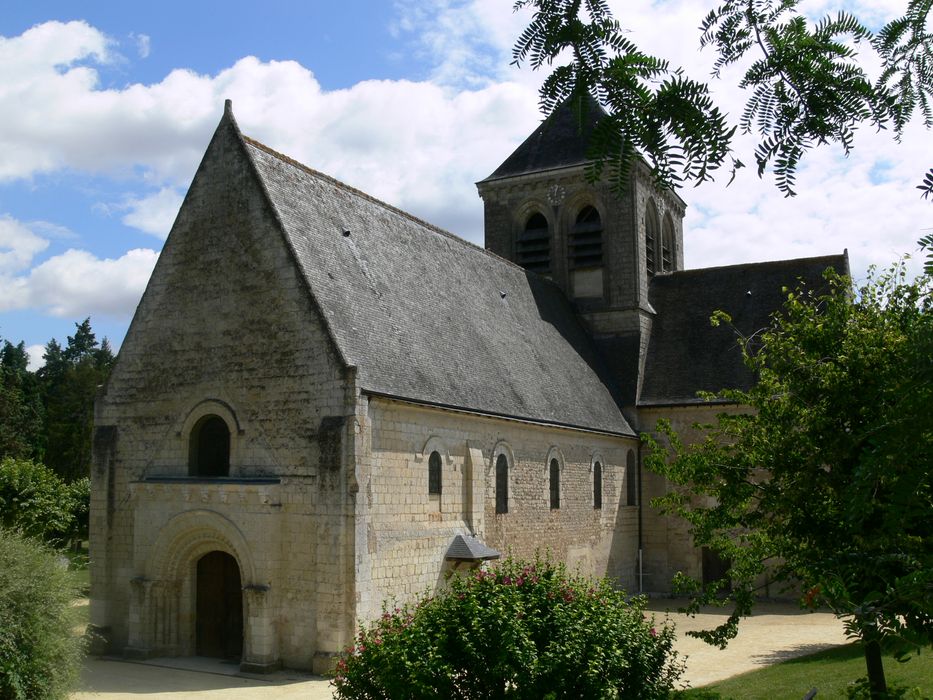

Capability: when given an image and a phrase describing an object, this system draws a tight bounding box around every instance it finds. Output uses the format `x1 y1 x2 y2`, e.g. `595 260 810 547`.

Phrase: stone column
124 577 154 659
465 444 486 538
240 584 280 673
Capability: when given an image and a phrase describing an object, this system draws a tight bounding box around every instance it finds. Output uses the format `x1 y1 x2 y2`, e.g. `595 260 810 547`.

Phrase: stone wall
352 396 642 622
637 403 745 593
91 116 356 673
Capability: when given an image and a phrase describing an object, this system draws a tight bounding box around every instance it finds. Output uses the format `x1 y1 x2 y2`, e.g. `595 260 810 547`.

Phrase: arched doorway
195 551 243 659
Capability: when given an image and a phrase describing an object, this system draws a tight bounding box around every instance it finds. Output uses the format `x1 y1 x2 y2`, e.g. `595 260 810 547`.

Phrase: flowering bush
333 556 683 699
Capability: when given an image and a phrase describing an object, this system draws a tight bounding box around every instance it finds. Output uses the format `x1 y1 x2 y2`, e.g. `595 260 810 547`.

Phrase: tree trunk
863 638 887 698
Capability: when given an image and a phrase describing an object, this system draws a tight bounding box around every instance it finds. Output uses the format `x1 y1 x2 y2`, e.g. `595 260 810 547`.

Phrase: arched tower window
549 458 561 509
569 206 603 268
645 201 660 277
428 450 442 495
517 212 550 274
661 215 674 273
495 453 509 514
189 415 230 477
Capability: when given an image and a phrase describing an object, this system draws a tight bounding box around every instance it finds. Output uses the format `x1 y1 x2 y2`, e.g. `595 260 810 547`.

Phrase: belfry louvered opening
645 202 660 277
569 206 603 269
661 217 674 272
517 212 550 273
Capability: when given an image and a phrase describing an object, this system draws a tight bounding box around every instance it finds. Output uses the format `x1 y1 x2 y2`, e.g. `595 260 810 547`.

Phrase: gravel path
648 599 849 688
72 600 847 698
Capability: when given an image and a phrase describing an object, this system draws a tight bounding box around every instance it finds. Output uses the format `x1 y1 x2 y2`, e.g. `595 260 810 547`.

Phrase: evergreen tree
39 319 114 482
0 319 114 481
0 340 44 461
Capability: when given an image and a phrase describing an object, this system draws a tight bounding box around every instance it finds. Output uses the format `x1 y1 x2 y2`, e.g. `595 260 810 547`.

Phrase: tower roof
480 96 608 182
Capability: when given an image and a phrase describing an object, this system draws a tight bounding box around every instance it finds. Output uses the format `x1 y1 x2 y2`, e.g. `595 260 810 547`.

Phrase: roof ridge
241 134 523 268
241 133 632 436
241 133 587 318
667 253 846 278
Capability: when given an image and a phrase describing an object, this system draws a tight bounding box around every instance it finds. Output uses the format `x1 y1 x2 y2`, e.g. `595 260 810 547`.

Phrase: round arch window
189 415 230 477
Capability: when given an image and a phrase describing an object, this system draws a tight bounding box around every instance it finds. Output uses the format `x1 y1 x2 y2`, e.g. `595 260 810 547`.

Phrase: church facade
89 100 846 673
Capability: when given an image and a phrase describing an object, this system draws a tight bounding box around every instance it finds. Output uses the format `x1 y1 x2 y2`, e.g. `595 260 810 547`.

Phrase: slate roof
640 254 849 405
240 128 634 436
480 97 608 182
445 534 501 561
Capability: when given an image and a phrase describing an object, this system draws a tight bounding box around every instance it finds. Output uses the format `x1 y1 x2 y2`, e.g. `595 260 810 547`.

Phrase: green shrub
333 556 683 699
66 476 90 545
0 527 83 700
0 457 82 546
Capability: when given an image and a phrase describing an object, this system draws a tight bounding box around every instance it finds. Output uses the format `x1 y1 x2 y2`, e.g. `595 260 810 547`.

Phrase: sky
1 0 929 369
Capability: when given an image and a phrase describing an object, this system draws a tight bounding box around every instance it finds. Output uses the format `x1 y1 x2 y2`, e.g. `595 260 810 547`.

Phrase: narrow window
189 415 230 477
661 216 674 272
549 458 560 509
645 202 660 277
428 450 442 495
495 453 509 514
593 461 602 509
626 450 638 506
517 212 550 273
569 206 603 268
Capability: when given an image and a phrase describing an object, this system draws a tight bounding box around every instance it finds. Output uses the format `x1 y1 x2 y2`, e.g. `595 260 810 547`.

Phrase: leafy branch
513 0 735 191
514 0 933 195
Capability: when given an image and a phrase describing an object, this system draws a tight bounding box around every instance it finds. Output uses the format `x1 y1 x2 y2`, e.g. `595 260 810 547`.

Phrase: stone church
89 99 846 672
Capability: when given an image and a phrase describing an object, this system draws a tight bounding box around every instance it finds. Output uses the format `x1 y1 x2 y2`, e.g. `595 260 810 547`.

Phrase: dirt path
73 600 847 698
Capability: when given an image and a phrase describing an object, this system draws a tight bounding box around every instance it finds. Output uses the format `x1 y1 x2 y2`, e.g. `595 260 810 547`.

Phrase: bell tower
476 98 687 409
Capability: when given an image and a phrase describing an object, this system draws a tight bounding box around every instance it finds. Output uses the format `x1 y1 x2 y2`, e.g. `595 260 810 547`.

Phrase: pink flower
650 628 657 637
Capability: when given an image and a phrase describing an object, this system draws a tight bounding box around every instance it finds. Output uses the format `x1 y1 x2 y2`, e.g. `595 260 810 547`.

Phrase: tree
512 0 932 195
0 340 44 461
333 556 683 699
41 319 115 482
643 263 932 697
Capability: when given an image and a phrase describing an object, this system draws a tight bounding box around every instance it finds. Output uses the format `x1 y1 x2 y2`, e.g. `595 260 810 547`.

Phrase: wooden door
702 546 732 592
196 551 243 659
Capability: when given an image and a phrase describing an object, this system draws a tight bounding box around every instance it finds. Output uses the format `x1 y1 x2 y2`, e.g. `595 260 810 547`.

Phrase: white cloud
0 8 928 302
131 32 151 59
0 17 539 234
28 220 77 240
25 344 45 372
392 0 539 88
397 0 932 275
0 216 49 273
0 247 159 318
121 187 184 238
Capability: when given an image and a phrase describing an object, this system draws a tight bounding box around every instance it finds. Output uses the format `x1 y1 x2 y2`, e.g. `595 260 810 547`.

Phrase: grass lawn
678 644 931 699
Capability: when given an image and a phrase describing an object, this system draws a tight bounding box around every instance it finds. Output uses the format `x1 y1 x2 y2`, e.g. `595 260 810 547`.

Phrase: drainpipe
637 440 644 595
